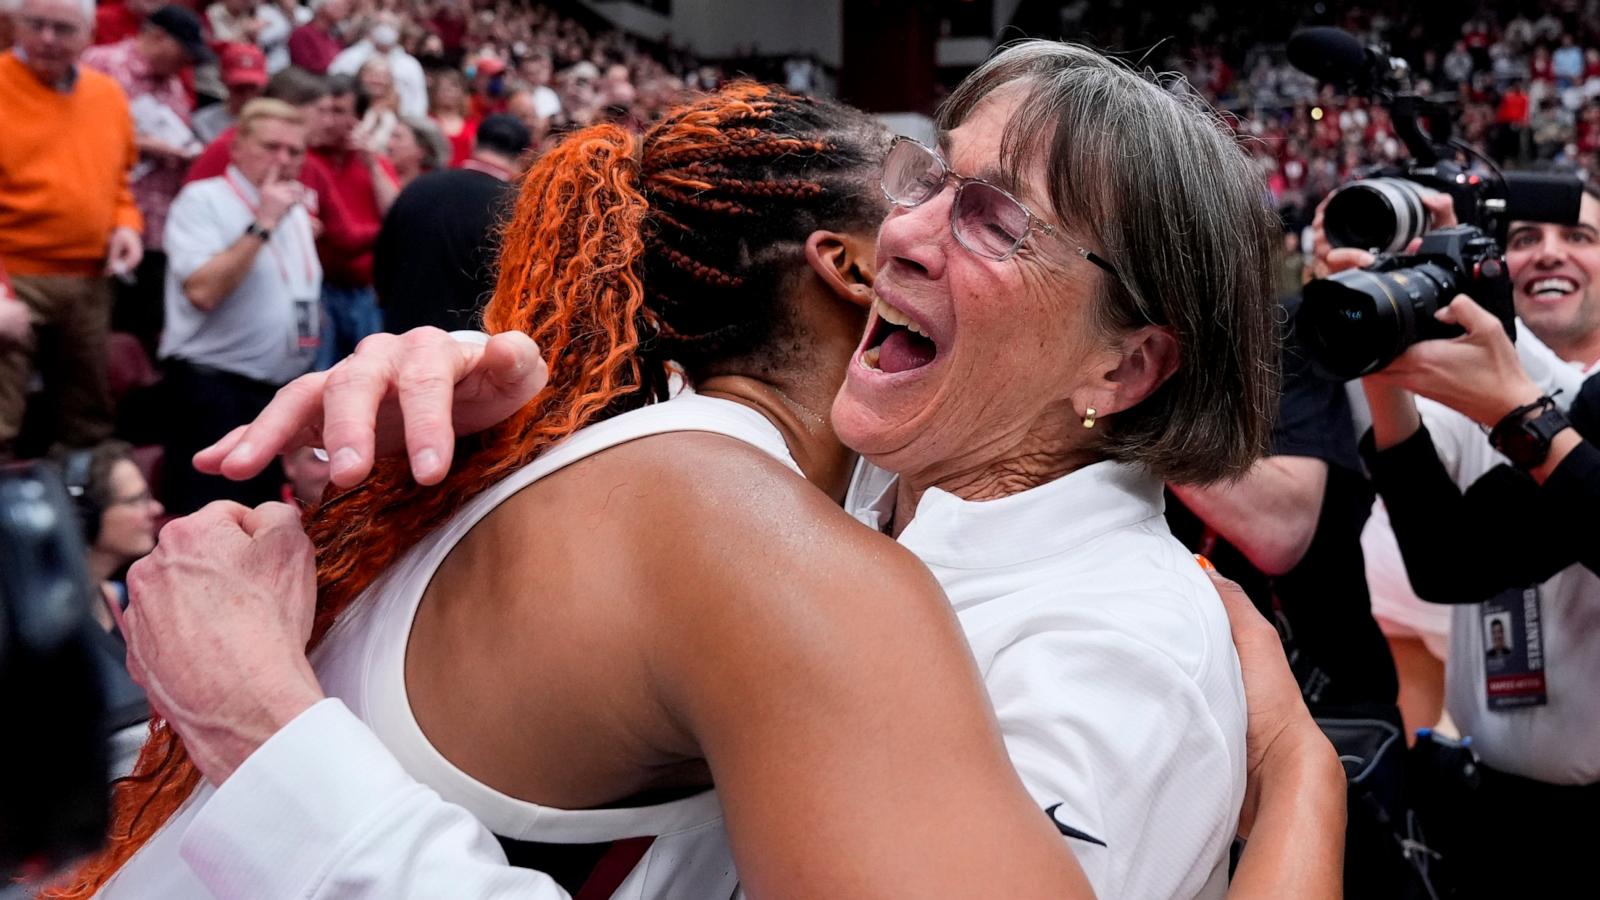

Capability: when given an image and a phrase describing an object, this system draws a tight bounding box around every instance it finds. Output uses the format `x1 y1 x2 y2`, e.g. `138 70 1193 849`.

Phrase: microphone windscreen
1288 27 1369 85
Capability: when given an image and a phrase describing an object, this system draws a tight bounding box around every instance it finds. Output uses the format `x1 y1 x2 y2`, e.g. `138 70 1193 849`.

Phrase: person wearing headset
52 440 162 773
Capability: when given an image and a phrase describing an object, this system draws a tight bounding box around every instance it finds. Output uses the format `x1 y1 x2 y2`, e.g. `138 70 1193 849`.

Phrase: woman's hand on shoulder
194 328 547 488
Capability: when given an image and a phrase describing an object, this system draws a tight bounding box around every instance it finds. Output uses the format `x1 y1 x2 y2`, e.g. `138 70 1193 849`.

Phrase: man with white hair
328 12 424 117
0 0 141 455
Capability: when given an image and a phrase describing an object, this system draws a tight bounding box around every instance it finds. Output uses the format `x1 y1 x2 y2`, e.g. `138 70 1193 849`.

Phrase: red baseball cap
219 43 269 87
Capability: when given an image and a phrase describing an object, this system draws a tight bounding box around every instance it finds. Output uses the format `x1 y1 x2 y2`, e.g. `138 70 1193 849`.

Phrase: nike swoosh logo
1045 803 1108 847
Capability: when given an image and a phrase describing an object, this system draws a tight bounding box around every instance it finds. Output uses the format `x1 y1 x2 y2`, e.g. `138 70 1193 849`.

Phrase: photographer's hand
1369 296 1542 427
124 502 325 783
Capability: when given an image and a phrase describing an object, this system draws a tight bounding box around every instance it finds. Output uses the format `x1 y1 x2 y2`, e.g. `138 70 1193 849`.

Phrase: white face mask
370 24 399 48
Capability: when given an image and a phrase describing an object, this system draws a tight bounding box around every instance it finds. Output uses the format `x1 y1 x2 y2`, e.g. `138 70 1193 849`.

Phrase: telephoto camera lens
1323 177 1431 253
1297 261 1457 378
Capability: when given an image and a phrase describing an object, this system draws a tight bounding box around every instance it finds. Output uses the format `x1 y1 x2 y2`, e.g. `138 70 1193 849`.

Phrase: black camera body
0 462 110 878
1299 226 1515 379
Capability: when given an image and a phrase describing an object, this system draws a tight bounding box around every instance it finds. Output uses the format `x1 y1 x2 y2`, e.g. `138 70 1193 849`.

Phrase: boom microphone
1287 27 1371 88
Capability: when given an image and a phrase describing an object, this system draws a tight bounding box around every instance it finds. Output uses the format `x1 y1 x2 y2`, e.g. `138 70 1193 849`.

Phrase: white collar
846 459 1166 570
223 164 261 204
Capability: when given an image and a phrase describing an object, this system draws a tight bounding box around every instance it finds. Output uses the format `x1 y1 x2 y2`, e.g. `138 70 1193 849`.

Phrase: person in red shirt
287 0 346 75
428 0 467 59
307 73 396 368
93 0 161 45
428 67 477 168
467 52 507 120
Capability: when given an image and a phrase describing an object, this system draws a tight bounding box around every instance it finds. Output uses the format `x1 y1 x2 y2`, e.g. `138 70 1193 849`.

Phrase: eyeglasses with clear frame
879 136 1121 279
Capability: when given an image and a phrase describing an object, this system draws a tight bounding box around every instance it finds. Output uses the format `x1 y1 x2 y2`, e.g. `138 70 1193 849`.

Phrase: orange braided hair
50 82 890 897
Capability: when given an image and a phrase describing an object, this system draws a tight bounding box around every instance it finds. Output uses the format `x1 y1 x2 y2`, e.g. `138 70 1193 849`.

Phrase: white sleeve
163 187 234 284
983 630 1241 900
178 699 571 900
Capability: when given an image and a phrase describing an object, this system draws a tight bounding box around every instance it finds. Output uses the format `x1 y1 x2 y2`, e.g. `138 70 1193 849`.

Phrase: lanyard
223 170 318 294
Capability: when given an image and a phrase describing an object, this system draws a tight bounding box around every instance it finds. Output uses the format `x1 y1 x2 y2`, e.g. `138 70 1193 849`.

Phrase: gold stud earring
1082 407 1097 429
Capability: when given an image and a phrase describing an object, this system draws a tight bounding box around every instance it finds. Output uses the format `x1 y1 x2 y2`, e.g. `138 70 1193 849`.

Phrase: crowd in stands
1142 2 1600 231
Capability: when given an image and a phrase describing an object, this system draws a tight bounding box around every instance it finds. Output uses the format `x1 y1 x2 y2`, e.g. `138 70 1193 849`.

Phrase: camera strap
1480 586 1548 711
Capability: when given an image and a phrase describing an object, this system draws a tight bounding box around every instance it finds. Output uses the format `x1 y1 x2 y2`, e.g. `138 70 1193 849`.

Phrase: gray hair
398 114 451 171
940 40 1280 484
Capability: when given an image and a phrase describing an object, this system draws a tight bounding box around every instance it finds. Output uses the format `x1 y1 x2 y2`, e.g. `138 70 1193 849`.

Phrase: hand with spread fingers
193 328 548 489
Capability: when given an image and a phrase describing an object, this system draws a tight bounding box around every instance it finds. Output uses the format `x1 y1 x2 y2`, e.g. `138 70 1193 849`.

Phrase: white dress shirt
845 459 1247 899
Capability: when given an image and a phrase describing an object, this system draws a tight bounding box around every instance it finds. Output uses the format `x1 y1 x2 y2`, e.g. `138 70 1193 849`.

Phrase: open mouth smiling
1525 276 1580 300
860 296 940 375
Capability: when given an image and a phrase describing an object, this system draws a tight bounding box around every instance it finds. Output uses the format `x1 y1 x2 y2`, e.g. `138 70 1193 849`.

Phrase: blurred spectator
467 50 507 119
204 0 262 47
186 63 328 181
1554 34 1585 88
81 5 213 357
287 0 344 75
374 113 529 333
160 98 321 512
308 73 396 369
502 84 549 147
352 55 398 154
429 67 477 167
386 114 449 187
92 0 159 46
0 0 142 456
52 439 159 773
427 0 467 61
515 46 560 119
256 0 309 74
193 42 269 144
330 12 426 117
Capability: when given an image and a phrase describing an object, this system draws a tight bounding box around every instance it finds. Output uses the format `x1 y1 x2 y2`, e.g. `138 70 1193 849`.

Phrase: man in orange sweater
0 0 143 456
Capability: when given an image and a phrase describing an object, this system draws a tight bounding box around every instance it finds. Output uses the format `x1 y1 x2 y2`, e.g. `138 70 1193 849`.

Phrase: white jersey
101 392 798 899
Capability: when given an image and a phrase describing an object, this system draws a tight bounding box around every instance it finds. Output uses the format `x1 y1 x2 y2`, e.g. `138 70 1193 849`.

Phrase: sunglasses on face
880 136 1121 279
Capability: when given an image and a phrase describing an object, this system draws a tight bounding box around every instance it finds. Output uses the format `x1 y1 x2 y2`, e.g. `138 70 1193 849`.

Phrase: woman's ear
804 230 877 310
1076 325 1182 418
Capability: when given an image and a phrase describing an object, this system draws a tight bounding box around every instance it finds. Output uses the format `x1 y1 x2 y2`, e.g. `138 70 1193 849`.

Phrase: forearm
1170 457 1326 576
1229 734 1346 900
183 234 265 311
1363 383 1422 451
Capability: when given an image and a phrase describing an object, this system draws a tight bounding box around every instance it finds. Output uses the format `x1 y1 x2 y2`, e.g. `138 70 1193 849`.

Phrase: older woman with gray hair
126 42 1340 899
384 114 450 187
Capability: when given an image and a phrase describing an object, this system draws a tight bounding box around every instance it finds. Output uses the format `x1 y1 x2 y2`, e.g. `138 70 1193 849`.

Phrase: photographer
1341 185 1600 898
48 441 158 775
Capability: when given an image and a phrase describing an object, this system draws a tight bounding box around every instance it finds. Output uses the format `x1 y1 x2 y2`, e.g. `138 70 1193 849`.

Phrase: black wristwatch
244 221 272 241
1488 395 1572 469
